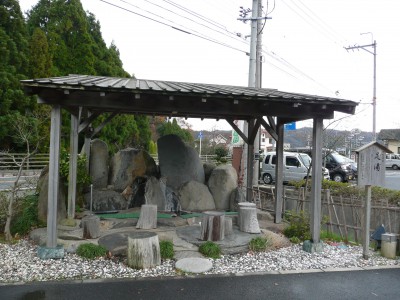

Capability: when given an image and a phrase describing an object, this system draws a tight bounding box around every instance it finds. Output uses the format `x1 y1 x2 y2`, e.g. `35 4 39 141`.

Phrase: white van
385 154 400 170
261 151 330 184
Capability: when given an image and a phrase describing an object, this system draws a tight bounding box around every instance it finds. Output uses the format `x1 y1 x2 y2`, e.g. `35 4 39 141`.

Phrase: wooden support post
363 185 372 259
47 105 61 248
246 119 255 202
67 113 78 219
127 232 161 269
82 215 100 239
310 118 323 243
136 204 157 229
200 211 225 241
274 120 284 223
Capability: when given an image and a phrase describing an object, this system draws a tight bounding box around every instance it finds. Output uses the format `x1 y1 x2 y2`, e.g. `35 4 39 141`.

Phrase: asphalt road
1 268 399 300
384 169 400 191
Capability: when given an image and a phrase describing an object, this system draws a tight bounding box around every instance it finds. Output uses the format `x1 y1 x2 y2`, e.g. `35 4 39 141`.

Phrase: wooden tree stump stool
238 203 260 233
136 204 157 229
200 211 225 241
127 232 161 269
82 215 100 239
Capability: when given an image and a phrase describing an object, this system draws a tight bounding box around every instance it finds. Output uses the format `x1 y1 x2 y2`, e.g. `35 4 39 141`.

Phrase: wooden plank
246 119 254 202
340 195 349 241
325 190 333 234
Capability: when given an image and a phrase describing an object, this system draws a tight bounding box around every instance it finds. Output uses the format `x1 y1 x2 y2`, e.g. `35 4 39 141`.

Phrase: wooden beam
47 105 61 248
91 112 118 138
78 111 100 134
67 113 78 219
310 117 323 243
248 118 261 145
226 118 249 144
259 117 278 141
274 119 285 224
267 116 276 132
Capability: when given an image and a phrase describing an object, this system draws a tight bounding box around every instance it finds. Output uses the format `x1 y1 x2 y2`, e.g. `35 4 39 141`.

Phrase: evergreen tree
0 0 36 150
26 0 150 152
157 118 194 145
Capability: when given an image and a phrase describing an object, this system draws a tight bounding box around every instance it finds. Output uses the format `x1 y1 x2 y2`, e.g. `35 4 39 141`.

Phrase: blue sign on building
284 122 296 131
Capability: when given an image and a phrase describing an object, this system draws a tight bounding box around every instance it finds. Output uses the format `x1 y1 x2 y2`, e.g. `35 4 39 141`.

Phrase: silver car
261 152 330 184
386 154 400 170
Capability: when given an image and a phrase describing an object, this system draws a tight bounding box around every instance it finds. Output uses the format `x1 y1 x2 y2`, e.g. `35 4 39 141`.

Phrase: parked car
385 154 400 170
261 151 330 184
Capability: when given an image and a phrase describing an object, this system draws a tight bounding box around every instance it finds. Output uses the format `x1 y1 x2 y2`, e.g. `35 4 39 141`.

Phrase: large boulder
37 166 67 224
89 139 109 189
208 165 238 210
179 181 216 212
84 189 127 212
144 176 167 210
109 148 158 192
203 162 216 183
157 134 205 191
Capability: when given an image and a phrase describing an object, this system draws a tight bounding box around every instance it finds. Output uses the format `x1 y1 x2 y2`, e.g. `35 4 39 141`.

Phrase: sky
19 0 400 134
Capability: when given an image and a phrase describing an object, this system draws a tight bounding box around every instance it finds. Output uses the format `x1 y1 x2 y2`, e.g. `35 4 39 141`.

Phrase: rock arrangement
38 134 242 216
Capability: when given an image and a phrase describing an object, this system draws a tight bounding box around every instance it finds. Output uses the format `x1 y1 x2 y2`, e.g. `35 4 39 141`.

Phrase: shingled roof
378 129 400 141
21 75 358 122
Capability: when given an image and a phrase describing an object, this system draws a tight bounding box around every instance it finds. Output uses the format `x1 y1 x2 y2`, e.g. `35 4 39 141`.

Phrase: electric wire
100 0 344 96
100 0 248 54
281 0 344 47
134 0 252 48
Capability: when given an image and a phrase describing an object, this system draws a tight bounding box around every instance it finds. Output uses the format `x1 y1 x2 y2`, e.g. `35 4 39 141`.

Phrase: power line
100 0 248 54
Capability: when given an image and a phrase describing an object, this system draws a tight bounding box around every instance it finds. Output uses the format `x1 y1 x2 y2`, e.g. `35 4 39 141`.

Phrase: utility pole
252 0 263 186
345 36 377 140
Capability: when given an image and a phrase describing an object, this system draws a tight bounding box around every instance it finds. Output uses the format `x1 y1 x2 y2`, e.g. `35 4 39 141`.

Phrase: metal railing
0 152 232 175
150 154 232 165
0 153 49 175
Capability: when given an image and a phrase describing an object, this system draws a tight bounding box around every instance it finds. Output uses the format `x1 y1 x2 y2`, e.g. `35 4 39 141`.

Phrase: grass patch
249 237 269 252
160 240 174 259
320 230 342 242
199 241 221 259
76 243 107 259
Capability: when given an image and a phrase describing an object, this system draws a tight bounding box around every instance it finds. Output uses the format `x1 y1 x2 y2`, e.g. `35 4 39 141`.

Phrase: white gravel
0 239 399 284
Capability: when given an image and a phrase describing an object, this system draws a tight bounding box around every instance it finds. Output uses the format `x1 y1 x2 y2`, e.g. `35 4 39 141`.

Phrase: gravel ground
1 239 399 284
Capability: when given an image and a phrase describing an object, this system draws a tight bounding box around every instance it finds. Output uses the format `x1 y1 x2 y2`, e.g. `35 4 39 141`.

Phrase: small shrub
160 240 174 259
283 210 311 242
76 243 107 259
11 194 45 236
289 236 301 244
249 237 269 252
199 241 221 259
